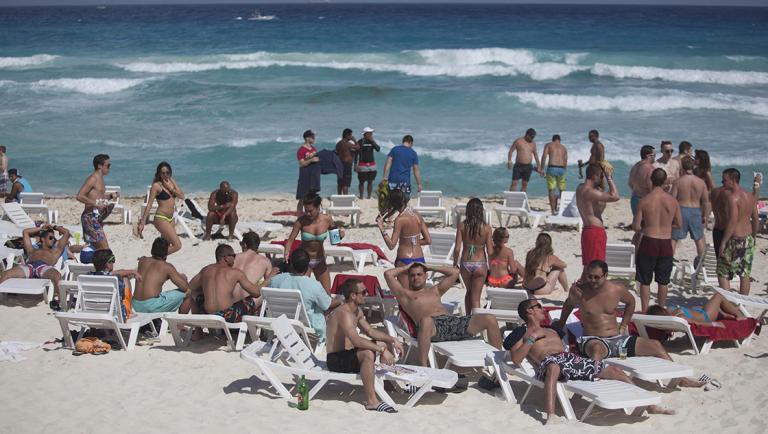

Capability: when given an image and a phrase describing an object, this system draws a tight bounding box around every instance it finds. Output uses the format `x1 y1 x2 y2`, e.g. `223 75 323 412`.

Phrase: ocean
1 3 766 197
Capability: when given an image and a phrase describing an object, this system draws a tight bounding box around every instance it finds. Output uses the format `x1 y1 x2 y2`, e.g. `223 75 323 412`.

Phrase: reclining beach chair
58 261 96 308
602 356 695 389
672 244 737 293
494 191 545 229
104 185 131 224
2 202 37 229
54 275 166 350
423 230 455 270
710 285 768 344
605 243 636 280
19 192 57 223
544 191 583 231
452 202 492 228
471 288 529 326
631 313 757 355
412 191 449 225
163 309 247 351
241 315 457 409
486 350 662 422
325 195 361 227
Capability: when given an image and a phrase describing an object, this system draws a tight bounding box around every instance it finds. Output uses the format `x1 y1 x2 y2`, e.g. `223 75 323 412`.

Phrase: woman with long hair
647 293 744 326
454 198 493 312
693 149 715 191
137 161 185 255
285 192 340 291
377 189 431 287
523 233 569 295
487 227 523 288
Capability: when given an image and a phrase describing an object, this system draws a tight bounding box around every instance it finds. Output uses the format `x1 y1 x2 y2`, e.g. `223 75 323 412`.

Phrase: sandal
699 374 722 391
368 402 398 413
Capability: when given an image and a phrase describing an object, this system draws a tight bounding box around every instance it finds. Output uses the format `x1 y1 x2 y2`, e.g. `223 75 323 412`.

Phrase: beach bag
74 337 111 355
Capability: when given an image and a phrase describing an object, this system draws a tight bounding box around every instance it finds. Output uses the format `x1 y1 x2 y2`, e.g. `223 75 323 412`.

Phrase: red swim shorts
581 225 607 266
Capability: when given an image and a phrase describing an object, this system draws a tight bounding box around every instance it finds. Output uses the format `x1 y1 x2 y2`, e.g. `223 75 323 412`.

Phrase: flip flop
368 402 397 413
699 374 722 391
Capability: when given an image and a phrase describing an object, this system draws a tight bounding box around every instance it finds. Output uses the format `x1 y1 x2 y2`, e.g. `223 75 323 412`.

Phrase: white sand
1 194 766 433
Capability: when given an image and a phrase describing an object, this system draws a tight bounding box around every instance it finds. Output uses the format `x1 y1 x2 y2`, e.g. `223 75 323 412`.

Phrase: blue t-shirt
13 177 33 202
387 145 419 185
270 273 332 340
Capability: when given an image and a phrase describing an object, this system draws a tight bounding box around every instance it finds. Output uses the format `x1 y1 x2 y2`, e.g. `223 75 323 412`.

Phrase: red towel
690 317 758 341
331 274 387 297
337 242 390 262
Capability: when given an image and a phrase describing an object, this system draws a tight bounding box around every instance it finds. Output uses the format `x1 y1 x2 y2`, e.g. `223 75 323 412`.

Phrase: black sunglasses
528 303 543 310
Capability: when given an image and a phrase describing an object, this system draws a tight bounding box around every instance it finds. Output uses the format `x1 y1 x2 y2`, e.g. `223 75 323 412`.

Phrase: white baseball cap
362 127 375 133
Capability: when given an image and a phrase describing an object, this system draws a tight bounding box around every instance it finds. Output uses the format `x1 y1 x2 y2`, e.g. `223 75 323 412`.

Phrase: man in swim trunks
671 157 710 264
384 263 502 366
187 244 263 325
382 134 421 201
232 231 274 311
555 260 705 388
76 154 116 250
717 168 758 295
354 127 380 199
540 134 568 214
325 278 404 413
335 128 358 195
633 168 681 311
508 297 673 424
654 140 680 193
132 237 190 314
628 145 655 217
577 130 612 188
507 128 542 193
0 224 69 309
575 163 619 272
203 181 238 241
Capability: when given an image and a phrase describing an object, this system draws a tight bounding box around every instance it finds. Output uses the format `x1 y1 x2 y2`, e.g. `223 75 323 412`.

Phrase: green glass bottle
297 375 309 410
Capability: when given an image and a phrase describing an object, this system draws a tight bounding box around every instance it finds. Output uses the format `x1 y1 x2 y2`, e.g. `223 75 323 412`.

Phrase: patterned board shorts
80 204 115 244
717 235 755 280
536 352 604 382
215 297 259 323
429 314 473 342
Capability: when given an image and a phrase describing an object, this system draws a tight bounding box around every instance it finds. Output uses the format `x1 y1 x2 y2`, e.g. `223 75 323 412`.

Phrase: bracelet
525 336 536 345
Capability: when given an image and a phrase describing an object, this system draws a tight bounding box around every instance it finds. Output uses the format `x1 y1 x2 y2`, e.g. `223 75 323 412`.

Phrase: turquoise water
1 4 767 197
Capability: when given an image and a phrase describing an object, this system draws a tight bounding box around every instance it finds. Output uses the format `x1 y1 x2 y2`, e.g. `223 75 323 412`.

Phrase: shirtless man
0 145 8 197
0 224 69 308
187 244 263 323
335 128 358 195
325 278 404 413
131 237 190 314
654 141 680 192
576 164 619 271
507 128 542 192
628 145 655 217
717 168 758 295
671 157 710 263
555 260 703 388
577 130 611 185
633 168 681 311
384 263 502 366
508 297 672 424
232 231 275 311
540 134 568 214
673 141 693 172
203 181 238 241
75 154 116 250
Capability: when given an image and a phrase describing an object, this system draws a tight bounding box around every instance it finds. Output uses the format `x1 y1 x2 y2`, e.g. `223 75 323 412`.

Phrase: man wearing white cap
354 127 380 199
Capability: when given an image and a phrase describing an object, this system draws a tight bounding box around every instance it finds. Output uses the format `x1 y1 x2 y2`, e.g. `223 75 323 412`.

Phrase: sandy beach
1 193 766 433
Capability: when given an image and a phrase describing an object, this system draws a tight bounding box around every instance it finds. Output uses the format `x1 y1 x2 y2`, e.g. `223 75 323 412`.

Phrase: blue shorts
630 195 642 216
132 289 186 313
672 206 704 241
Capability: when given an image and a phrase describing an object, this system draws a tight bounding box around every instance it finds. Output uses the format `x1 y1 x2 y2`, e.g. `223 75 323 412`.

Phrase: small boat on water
247 10 276 21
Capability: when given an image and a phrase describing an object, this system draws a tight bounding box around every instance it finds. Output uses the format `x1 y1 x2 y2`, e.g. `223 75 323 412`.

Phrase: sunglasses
586 273 605 281
106 163 111 168
46 236 56 241
107 255 116 264
528 303 543 310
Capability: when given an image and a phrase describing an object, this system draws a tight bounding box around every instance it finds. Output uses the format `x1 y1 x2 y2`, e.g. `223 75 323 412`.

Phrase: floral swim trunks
80 204 115 244
717 235 755 280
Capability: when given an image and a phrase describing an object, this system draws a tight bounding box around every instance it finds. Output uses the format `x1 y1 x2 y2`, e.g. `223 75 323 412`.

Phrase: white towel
0 341 41 363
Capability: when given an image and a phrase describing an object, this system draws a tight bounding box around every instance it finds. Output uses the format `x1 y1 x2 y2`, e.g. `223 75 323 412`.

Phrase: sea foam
0 54 59 69
591 63 768 85
33 78 148 94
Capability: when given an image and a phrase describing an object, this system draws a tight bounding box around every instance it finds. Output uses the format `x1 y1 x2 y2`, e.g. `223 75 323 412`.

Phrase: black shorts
358 170 377 183
327 349 360 373
512 163 534 182
635 236 674 285
713 228 724 260
339 162 353 187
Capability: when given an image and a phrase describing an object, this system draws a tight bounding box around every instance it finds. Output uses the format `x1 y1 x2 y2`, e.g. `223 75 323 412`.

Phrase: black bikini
156 189 171 201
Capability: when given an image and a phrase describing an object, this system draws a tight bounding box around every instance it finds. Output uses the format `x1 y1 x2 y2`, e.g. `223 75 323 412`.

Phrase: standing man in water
76 154 116 250
355 127 380 199
540 134 568 215
507 128 542 193
335 128 358 195
578 130 612 188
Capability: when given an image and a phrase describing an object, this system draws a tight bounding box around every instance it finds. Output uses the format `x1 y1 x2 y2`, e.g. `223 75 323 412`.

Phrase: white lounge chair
104 185 131 224
631 314 708 355
472 288 529 326
138 186 157 224
163 312 247 351
494 191 545 229
241 315 457 409
486 350 662 422
242 287 322 354
606 243 636 280
19 192 57 223
58 261 96 307
54 275 166 350
451 203 493 228
0 278 54 303
423 230 455 269
325 195 361 227
544 191 583 231
412 191 449 225
603 356 695 389
672 244 736 293
710 285 767 344
2 202 36 229
257 242 285 259
258 241 372 272
0 245 24 270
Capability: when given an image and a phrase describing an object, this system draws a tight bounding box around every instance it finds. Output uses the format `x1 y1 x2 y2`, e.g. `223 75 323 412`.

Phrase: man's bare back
673 173 707 209
193 264 253 313
133 256 187 301
636 188 680 239
629 161 653 197
233 250 272 299
542 140 567 167
710 187 728 230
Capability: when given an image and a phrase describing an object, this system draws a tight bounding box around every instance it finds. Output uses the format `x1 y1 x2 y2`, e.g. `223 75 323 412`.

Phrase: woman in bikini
286 192 340 292
377 189 431 288
693 149 715 191
522 233 569 295
454 198 493 312
137 161 185 255
487 227 523 288
646 293 744 327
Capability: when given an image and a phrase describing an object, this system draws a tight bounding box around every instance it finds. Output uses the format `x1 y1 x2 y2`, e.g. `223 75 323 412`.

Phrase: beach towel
331 274 388 297
0 341 41 362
